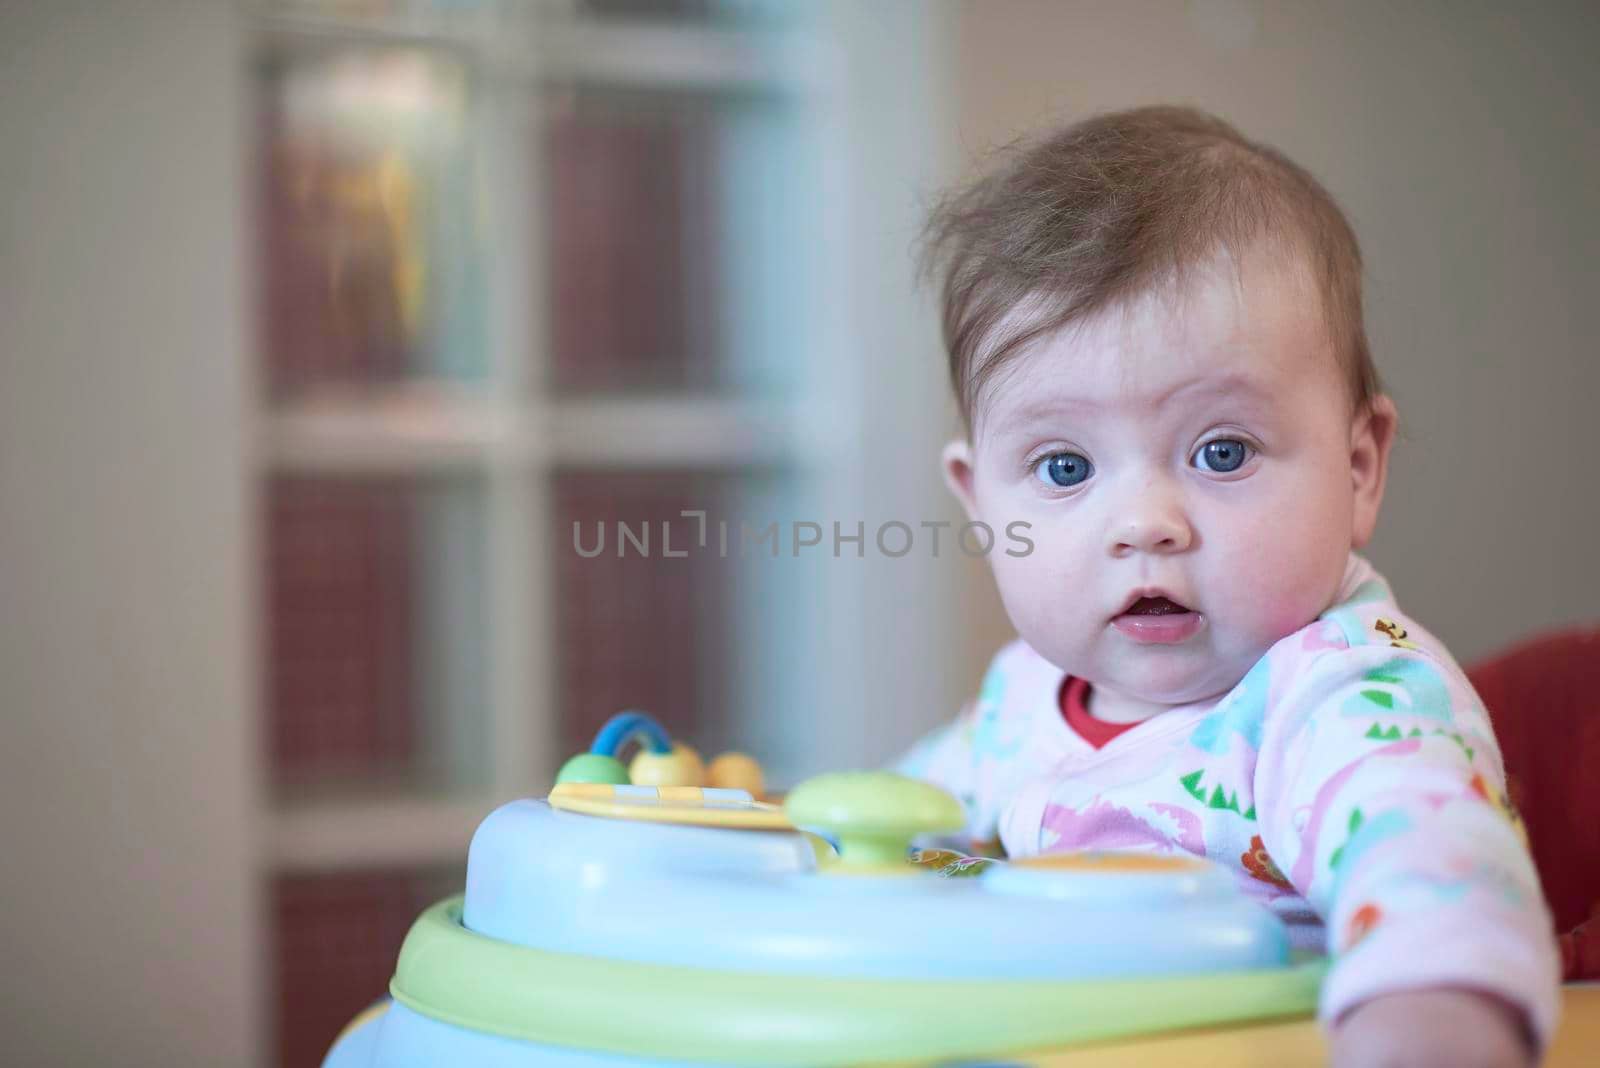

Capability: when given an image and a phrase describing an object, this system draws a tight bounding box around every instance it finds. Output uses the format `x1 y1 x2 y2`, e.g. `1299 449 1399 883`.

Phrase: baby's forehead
971 259 1340 428
1088 242 1325 343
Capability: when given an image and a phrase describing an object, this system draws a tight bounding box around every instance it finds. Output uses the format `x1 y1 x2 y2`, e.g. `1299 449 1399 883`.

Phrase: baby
899 106 1559 1065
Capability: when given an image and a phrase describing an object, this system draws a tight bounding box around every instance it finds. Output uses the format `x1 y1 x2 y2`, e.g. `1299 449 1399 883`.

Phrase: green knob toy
783 771 964 872
555 753 630 786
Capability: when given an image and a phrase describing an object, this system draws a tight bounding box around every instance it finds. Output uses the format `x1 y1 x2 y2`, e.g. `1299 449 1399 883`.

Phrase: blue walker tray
322 714 1323 1067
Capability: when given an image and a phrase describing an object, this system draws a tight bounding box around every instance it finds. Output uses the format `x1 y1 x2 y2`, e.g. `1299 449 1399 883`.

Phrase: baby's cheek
988 546 1085 650
1216 511 1347 641
990 548 1061 616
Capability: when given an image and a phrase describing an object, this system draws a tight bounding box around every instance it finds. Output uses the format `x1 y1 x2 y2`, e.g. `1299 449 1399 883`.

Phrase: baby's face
947 247 1394 722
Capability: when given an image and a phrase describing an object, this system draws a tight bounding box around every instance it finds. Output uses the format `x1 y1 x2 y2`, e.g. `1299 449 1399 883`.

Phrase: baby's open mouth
1113 595 1202 644
1123 595 1192 616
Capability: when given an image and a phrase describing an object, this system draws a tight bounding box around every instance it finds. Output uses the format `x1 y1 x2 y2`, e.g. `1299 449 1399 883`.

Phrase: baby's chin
1017 610 1280 704
1044 642 1260 710
1098 672 1240 710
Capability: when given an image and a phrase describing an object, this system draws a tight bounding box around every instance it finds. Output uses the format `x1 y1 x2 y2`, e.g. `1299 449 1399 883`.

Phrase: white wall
0 2 260 1065
801 0 977 768
930 0 1600 707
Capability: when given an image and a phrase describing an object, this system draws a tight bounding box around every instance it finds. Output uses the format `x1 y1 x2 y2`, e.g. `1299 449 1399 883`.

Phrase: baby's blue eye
1194 439 1251 473
1035 452 1093 488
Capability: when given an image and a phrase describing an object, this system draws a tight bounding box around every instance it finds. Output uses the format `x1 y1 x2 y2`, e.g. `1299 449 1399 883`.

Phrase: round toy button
783 772 963 873
707 752 765 798
555 753 630 786
982 851 1228 905
629 742 705 788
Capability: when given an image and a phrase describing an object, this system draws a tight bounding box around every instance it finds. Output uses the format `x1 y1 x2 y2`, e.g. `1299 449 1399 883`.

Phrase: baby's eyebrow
995 371 1273 427
1002 393 1099 424
1156 371 1274 407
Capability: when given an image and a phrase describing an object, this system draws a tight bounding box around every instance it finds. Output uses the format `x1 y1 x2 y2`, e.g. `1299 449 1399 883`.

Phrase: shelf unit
259 384 802 471
251 2 850 1063
254 0 829 833
268 794 490 872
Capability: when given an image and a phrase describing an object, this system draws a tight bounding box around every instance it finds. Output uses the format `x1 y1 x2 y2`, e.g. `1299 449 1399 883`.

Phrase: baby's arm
1330 987 1534 1067
891 699 1000 857
1254 642 1560 1060
890 642 1027 856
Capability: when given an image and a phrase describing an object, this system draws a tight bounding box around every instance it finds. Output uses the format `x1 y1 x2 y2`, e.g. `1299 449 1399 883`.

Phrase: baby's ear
942 439 980 521
1350 395 1399 548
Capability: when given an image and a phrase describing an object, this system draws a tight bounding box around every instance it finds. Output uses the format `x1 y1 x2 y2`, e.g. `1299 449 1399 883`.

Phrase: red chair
1466 628 1600 980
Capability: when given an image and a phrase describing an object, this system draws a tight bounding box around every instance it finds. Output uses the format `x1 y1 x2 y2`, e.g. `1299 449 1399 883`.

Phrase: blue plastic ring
589 710 672 758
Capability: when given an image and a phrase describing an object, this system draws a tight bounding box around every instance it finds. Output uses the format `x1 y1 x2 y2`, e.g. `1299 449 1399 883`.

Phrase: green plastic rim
391 897 1326 1066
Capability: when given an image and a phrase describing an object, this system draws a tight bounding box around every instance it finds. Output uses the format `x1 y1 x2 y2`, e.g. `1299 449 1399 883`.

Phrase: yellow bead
628 743 704 788
707 751 765 799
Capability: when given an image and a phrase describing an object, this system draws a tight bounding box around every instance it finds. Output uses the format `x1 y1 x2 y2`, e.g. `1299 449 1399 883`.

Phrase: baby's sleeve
1254 642 1562 1047
889 643 1022 855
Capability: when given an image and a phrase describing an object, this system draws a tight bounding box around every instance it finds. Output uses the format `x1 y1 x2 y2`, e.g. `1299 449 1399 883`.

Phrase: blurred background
0 1 1594 1065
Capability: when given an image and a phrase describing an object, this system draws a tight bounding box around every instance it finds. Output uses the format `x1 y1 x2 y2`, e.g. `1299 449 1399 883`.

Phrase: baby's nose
1108 490 1193 557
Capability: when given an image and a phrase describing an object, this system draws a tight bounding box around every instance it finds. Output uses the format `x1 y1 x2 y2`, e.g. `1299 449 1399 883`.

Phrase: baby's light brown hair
920 106 1380 427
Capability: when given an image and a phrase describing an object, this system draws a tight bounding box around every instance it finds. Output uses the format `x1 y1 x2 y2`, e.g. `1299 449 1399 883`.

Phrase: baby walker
321 711 1323 1067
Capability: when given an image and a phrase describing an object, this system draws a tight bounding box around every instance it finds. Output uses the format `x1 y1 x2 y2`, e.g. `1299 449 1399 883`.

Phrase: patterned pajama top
896 554 1561 1044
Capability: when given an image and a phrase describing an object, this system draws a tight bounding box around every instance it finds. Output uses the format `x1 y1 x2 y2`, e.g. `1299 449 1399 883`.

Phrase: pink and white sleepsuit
896 554 1561 1042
